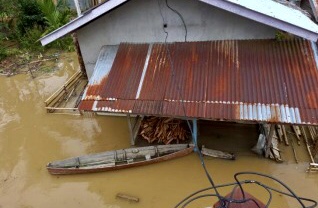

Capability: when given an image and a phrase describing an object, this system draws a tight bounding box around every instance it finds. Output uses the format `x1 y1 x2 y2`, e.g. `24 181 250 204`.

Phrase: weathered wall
77 0 277 78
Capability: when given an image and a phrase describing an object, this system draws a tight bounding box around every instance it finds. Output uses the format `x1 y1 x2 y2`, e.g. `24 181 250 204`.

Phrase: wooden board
201 146 235 160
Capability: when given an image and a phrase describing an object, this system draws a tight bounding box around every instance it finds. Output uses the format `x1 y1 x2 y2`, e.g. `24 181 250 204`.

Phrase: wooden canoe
47 144 194 175
213 186 266 208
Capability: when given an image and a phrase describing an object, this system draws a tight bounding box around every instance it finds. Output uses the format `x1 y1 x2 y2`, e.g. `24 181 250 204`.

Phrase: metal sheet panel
98 43 149 100
82 45 118 100
79 39 318 125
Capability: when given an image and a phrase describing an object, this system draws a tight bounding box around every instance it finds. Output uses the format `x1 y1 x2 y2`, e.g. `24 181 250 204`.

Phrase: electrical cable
181 194 218 208
175 176 317 208
165 0 187 42
157 0 224 205
157 1 317 208
234 172 311 208
174 181 242 208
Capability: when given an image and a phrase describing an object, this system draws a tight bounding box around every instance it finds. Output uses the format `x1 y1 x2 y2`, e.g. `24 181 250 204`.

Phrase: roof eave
199 0 318 42
40 0 318 46
40 0 129 46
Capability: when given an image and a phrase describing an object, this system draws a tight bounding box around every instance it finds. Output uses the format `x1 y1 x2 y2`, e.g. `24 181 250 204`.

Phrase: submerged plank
201 146 235 160
116 193 139 202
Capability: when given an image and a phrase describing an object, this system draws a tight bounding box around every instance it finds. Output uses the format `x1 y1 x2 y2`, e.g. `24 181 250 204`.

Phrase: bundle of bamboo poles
139 117 189 144
275 125 318 167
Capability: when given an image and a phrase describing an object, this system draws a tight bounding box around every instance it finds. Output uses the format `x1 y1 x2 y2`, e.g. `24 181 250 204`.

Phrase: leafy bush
0 0 18 39
0 0 18 20
16 0 46 35
38 0 71 35
0 46 8 60
0 0 74 59
38 0 73 50
18 26 44 51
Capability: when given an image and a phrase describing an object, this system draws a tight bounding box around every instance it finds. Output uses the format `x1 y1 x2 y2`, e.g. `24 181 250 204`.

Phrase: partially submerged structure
41 0 318 166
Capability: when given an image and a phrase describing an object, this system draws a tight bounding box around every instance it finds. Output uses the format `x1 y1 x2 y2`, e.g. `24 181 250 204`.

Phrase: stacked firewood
139 117 189 144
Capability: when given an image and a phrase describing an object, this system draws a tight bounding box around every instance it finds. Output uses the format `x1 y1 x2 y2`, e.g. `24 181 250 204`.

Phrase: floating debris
116 193 139 203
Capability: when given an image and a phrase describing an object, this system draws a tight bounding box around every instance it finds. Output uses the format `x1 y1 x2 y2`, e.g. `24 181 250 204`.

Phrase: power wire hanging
158 0 188 42
157 1 317 207
157 0 224 205
175 172 318 207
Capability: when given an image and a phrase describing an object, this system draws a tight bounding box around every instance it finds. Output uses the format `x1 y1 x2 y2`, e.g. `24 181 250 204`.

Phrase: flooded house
41 0 318 169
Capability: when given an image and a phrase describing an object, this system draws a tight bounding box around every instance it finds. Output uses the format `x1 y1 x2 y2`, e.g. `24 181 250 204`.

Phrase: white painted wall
77 0 277 78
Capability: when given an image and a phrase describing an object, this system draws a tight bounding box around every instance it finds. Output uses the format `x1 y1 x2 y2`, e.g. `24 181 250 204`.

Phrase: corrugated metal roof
82 45 119 100
40 0 318 46
79 39 318 125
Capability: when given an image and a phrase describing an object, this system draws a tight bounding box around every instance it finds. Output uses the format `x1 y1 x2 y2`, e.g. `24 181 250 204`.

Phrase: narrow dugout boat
213 187 266 208
47 144 193 175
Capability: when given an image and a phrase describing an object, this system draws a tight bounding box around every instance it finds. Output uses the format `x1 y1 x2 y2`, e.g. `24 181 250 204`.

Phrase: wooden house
40 0 318 157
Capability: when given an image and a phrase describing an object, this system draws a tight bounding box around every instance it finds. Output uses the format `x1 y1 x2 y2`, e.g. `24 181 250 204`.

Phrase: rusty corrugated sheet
79 39 318 125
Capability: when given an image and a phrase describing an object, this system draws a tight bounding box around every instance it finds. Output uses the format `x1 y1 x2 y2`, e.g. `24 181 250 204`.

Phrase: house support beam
127 115 143 146
265 124 275 158
72 33 87 79
127 114 135 146
301 126 315 163
192 119 198 152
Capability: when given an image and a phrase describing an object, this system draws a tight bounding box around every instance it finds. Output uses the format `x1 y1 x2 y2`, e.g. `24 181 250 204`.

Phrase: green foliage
0 0 18 19
0 44 21 61
0 46 8 60
18 26 44 51
0 0 18 40
37 0 73 50
53 36 74 51
0 0 73 59
37 0 71 35
16 0 46 35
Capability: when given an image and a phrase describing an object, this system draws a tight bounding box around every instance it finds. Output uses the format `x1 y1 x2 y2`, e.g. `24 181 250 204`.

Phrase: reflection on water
0 52 317 208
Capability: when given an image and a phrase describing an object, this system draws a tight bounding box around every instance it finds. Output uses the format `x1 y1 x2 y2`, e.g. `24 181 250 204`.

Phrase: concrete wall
77 0 277 78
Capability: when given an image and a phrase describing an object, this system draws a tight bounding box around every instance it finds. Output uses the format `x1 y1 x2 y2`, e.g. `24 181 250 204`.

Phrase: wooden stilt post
301 126 315 163
308 126 316 143
265 124 275 158
127 114 135 146
276 125 283 143
292 125 301 145
192 119 198 152
282 125 289 146
314 142 318 161
72 33 88 79
132 116 142 141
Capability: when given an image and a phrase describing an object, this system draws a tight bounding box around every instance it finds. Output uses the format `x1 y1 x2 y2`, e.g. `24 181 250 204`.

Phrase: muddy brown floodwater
0 52 317 208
